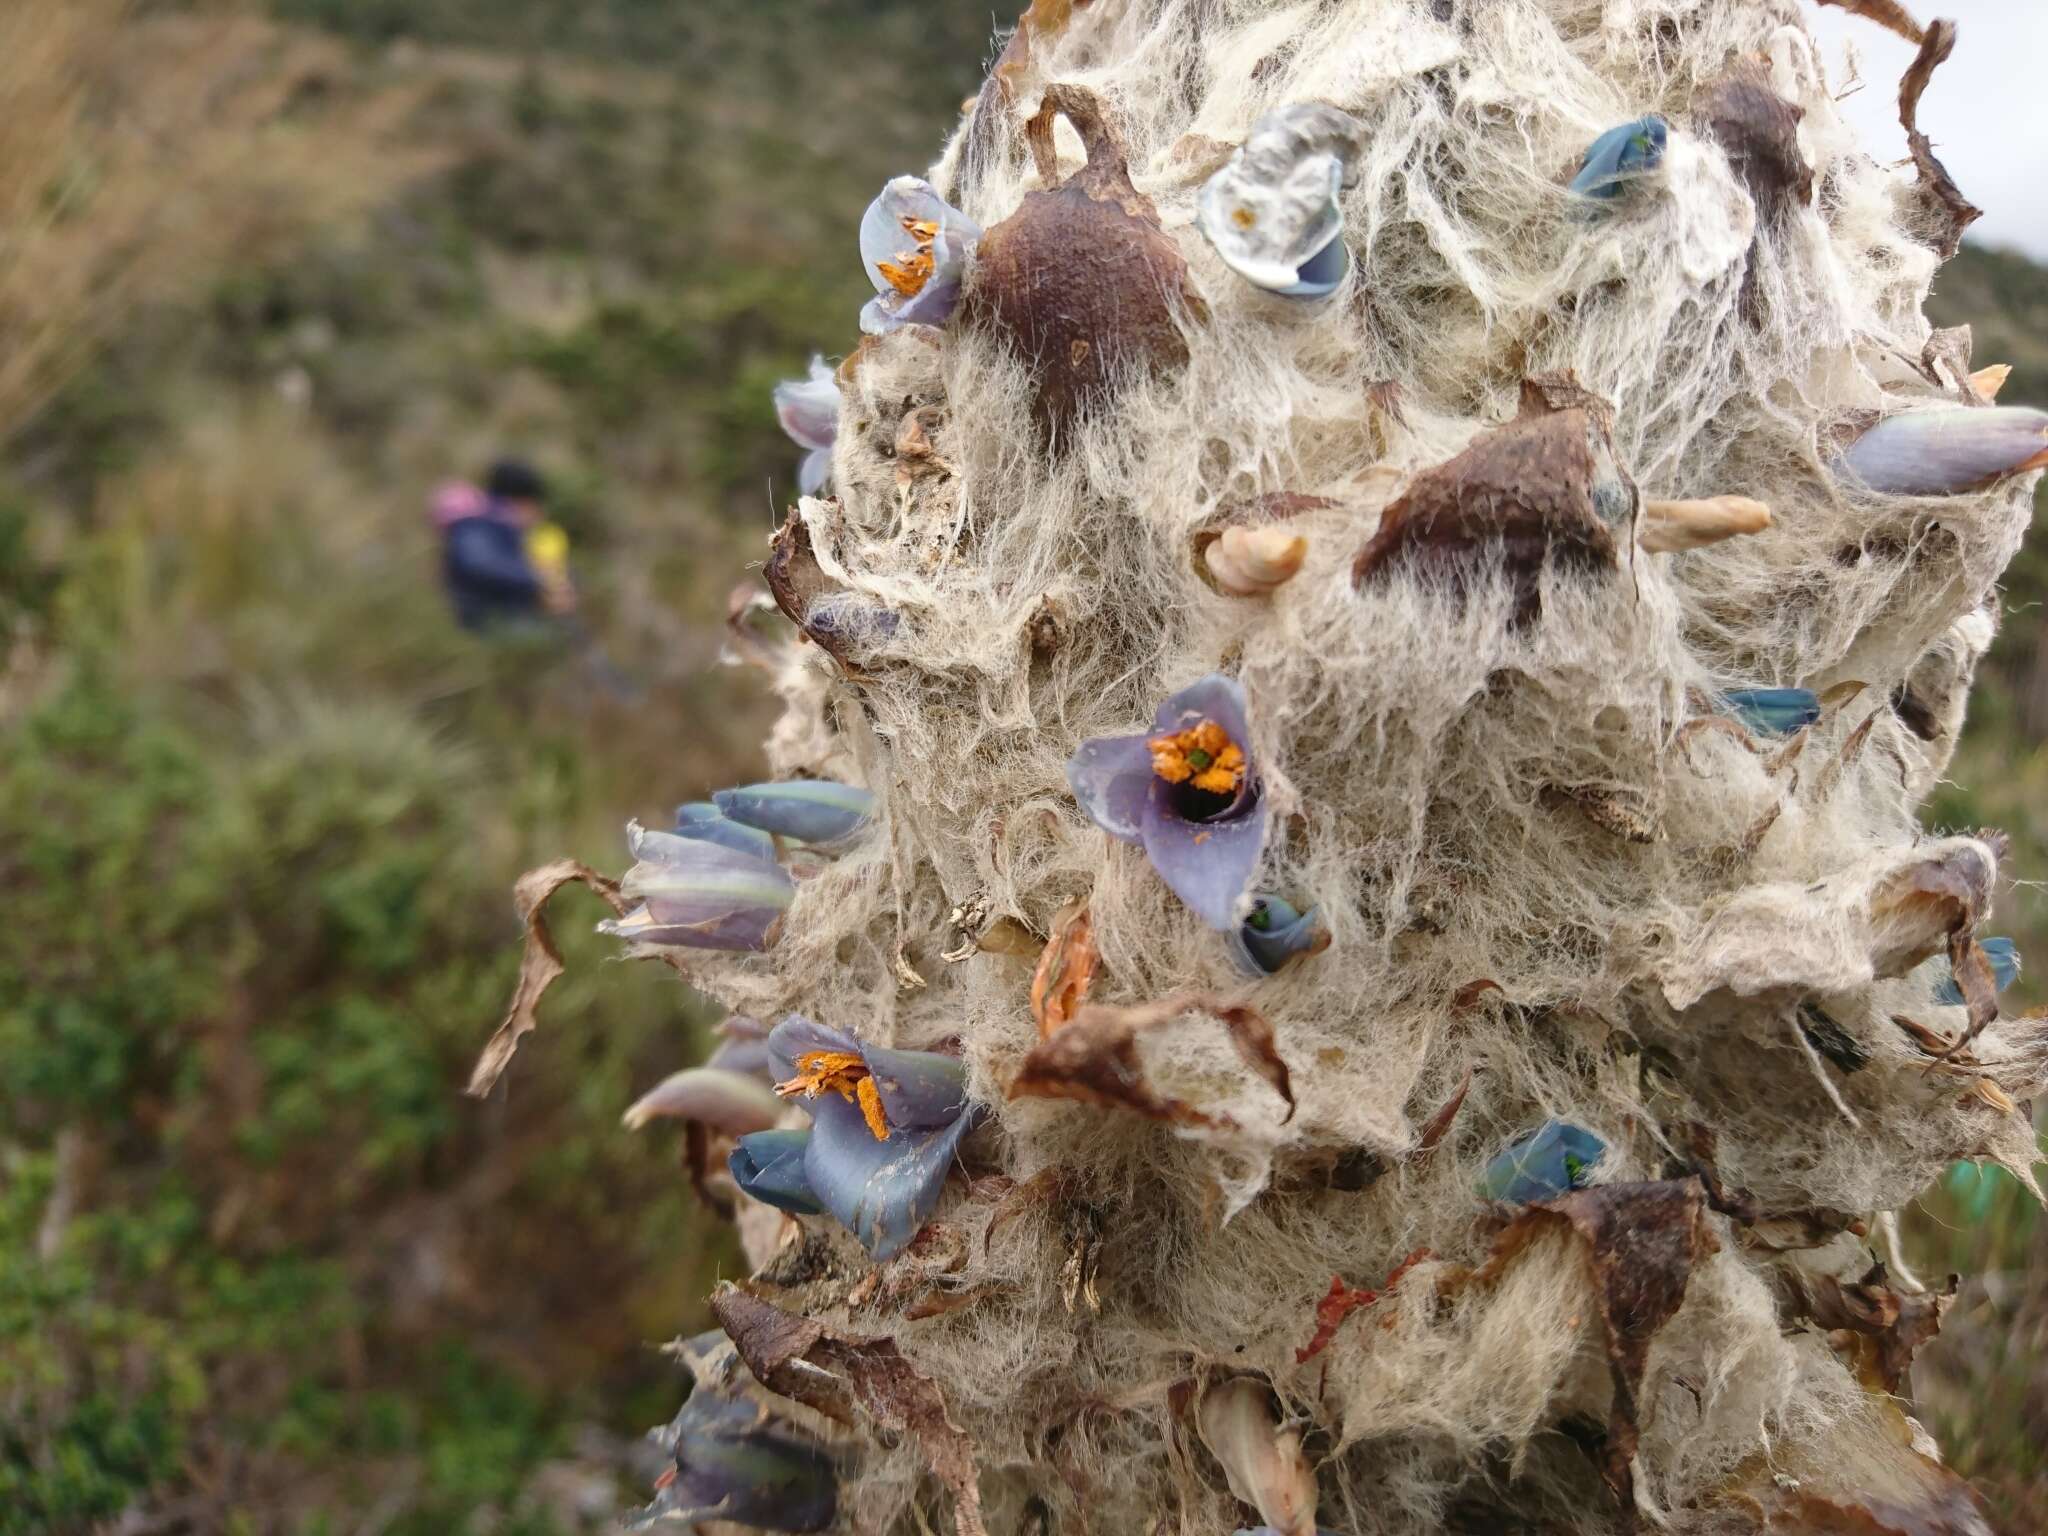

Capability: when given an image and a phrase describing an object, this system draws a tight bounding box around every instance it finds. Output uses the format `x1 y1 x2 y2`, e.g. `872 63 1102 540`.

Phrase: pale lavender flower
859 176 981 335
774 355 838 496
599 821 793 953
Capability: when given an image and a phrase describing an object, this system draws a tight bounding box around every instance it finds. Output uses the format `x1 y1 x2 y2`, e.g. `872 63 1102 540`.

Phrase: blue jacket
442 513 543 631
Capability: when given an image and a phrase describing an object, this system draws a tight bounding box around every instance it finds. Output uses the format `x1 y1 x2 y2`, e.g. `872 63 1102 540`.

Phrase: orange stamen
1147 718 1246 796
876 217 941 297
876 250 935 296
775 1049 891 1141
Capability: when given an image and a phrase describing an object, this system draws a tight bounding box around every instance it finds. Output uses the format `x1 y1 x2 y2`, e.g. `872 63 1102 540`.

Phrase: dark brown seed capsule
962 83 1202 437
1699 62 1813 211
1351 387 1633 620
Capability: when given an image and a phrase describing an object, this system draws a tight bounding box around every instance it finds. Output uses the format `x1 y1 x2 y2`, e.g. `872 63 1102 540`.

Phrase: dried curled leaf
467 861 630 1098
1296 1247 1432 1362
1030 902 1100 1038
1007 992 1295 1128
1813 0 1925 42
711 1287 990 1536
1782 1263 1957 1395
1900 20 1981 259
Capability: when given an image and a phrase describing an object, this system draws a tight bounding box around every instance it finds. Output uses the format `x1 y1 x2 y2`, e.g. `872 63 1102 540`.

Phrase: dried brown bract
1351 402 1630 619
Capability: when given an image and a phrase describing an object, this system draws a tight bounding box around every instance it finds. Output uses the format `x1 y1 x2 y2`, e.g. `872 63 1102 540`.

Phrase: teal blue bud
715 780 875 844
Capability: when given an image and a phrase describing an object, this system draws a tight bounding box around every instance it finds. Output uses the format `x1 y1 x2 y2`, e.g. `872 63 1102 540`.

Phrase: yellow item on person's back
527 522 570 582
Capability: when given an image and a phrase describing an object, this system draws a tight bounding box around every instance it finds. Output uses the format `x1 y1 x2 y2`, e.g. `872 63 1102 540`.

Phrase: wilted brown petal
1779 1264 1957 1396
1700 62 1813 209
1030 902 1100 1039
467 861 631 1099
1449 1180 1713 1509
1008 992 1294 1127
1295 1248 1432 1362
1351 402 1626 620
711 1286 990 1536
1412 1067 1473 1156
1940 931 2001 1058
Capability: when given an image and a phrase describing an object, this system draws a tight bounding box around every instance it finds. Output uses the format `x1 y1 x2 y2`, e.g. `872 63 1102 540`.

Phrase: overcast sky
1802 1 2048 258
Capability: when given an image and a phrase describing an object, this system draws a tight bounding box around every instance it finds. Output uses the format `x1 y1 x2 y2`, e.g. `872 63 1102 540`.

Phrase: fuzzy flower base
483 2 2048 1532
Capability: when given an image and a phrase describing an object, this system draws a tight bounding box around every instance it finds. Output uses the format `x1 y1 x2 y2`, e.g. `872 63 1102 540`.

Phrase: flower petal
1834 406 2048 496
636 1377 838 1532
1720 687 1820 736
1479 1121 1607 1204
1141 782 1269 930
673 802 780 861
1196 103 1364 298
606 829 794 952
798 445 833 496
857 176 981 335
730 1128 825 1216
801 1091 979 1260
708 1014 773 1078
1065 732 1155 844
773 356 838 453
714 781 875 844
1153 672 1254 747
862 1044 970 1130
1231 896 1329 976
766 1016 967 1130
1569 115 1668 200
623 1067 784 1135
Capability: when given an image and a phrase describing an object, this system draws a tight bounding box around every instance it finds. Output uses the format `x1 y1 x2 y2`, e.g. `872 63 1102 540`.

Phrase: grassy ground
0 4 2041 1530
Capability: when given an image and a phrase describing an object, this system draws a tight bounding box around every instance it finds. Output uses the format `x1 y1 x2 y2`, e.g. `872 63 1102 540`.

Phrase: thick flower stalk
476 3 2047 1532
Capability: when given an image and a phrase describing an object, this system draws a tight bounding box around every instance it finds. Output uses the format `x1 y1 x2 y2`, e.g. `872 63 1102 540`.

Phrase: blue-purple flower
715 781 874 845
1067 674 1268 930
632 1339 837 1532
674 800 779 860
1479 1121 1607 1204
599 821 793 952
859 176 981 335
735 1015 982 1260
1232 895 1328 976
1570 115 1668 202
774 356 838 496
1834 406 2048 496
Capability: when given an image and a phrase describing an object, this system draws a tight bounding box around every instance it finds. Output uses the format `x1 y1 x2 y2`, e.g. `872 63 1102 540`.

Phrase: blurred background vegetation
0 1 2039 1531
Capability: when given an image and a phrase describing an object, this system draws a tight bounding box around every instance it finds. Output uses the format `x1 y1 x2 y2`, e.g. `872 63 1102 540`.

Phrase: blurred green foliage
0 0 998 1528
